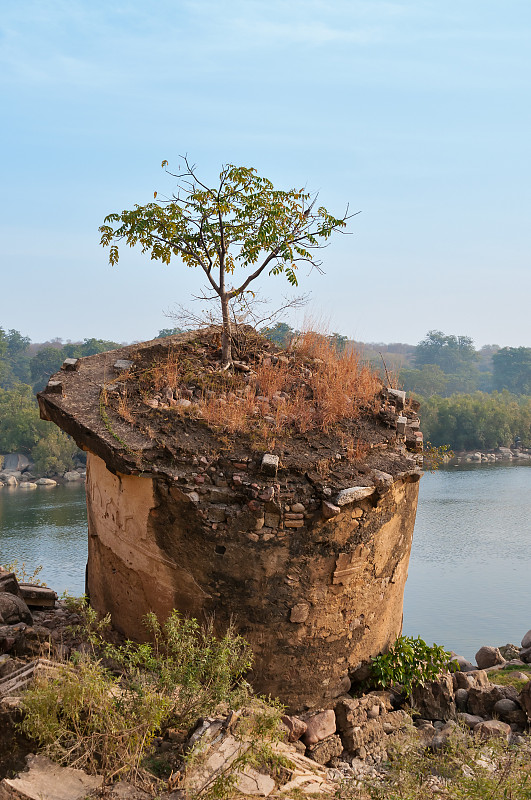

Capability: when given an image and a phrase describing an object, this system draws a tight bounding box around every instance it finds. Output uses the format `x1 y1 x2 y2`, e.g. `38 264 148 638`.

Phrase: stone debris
0 754 103 800
302 710 336 746
113 359 133 371
281 714 307 742
61 358 79 371
18 586 57 610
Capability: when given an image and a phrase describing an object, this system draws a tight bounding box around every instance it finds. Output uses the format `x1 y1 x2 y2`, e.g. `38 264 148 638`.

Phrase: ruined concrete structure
38 333 422 710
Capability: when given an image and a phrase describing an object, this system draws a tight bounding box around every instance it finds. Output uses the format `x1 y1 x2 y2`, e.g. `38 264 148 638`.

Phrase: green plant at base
369 635 459 698
20 606 255 785
20 657 171 781
1 560 47 587
344 726 531 800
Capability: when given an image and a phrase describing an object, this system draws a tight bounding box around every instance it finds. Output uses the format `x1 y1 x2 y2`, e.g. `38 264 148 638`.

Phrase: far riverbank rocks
454 446 531 464
0 451 86 489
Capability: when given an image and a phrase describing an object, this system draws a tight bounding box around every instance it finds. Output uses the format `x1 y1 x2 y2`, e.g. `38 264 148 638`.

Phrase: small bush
369 635 458 698
20 608 254 782
20 658 170 779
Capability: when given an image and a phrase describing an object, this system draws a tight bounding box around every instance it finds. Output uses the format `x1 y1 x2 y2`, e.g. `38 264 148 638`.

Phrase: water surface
0 483 87 596
403 463 531 660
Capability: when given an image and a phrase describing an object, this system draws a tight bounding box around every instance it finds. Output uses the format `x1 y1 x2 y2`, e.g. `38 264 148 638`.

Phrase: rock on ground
475 646 505 669
0 754 103 800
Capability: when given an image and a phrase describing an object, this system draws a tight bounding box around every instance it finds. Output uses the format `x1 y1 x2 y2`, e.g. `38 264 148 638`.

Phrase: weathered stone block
335 486 375 506
261 454 279 476
306 734 343 765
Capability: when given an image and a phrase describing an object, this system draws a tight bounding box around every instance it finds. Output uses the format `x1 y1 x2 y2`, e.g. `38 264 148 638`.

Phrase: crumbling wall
86 451 419 711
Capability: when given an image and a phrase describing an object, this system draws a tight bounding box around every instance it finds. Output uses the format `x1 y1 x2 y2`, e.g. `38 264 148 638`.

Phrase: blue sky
1 1 530 347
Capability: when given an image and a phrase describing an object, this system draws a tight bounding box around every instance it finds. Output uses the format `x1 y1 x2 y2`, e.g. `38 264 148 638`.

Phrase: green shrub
369 635 458 698
20 658 170 780
20 607 254 782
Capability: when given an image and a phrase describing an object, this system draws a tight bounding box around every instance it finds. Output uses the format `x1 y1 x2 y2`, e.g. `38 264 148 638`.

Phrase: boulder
474 719 511 742
458 713 484 730
0 593 33 625
451 654 476 672
306 734 343 765
302 710 336 746
455 688 468 712
2 454 30 472
475 646 505 669
519 647 531 664
521 630 531 649
35 478 57 486
63 471 82 482
467 685 518 718
0 573 20 597
281 715 307 742
493 698 519 718
518 681 531 721
499 644 521 661
410 674 456 721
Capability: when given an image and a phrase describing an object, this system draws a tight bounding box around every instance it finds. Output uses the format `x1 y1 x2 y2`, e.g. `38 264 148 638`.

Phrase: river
1 465 530 661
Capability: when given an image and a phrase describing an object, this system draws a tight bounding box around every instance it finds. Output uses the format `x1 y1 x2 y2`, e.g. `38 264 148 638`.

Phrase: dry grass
116 388 135 424
199 330 380 439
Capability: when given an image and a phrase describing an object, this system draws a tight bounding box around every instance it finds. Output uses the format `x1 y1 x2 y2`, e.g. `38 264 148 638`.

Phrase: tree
99 158 352 366
260 322 296 347
156 327 185 338
399 364 449 397
30 347 65 393
415 330 478 374
492 347 531 394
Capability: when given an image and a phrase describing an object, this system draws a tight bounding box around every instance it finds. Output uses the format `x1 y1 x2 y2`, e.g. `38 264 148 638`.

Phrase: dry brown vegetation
100 326 383 455
179 329 379 441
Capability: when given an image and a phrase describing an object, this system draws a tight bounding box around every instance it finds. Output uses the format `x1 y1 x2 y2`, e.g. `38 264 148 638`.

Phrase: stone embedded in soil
321 501 341 519
290 604 310 623
113 359 133 371
261 453 279 477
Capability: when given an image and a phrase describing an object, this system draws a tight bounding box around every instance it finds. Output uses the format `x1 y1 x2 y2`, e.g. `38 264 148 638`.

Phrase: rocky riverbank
0 452 86 489
2 568 531 798
453 446 531 464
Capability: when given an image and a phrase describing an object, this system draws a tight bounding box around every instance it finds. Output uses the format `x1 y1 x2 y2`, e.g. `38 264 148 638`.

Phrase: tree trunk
220 292 232 367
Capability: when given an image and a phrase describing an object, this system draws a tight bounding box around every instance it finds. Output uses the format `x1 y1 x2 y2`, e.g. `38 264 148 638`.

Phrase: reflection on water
403 463 531 661
0 483 87 597
1 466 530 661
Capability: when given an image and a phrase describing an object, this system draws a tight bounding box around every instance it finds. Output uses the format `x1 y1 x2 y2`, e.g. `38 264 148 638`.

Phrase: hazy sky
1 1 530 347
